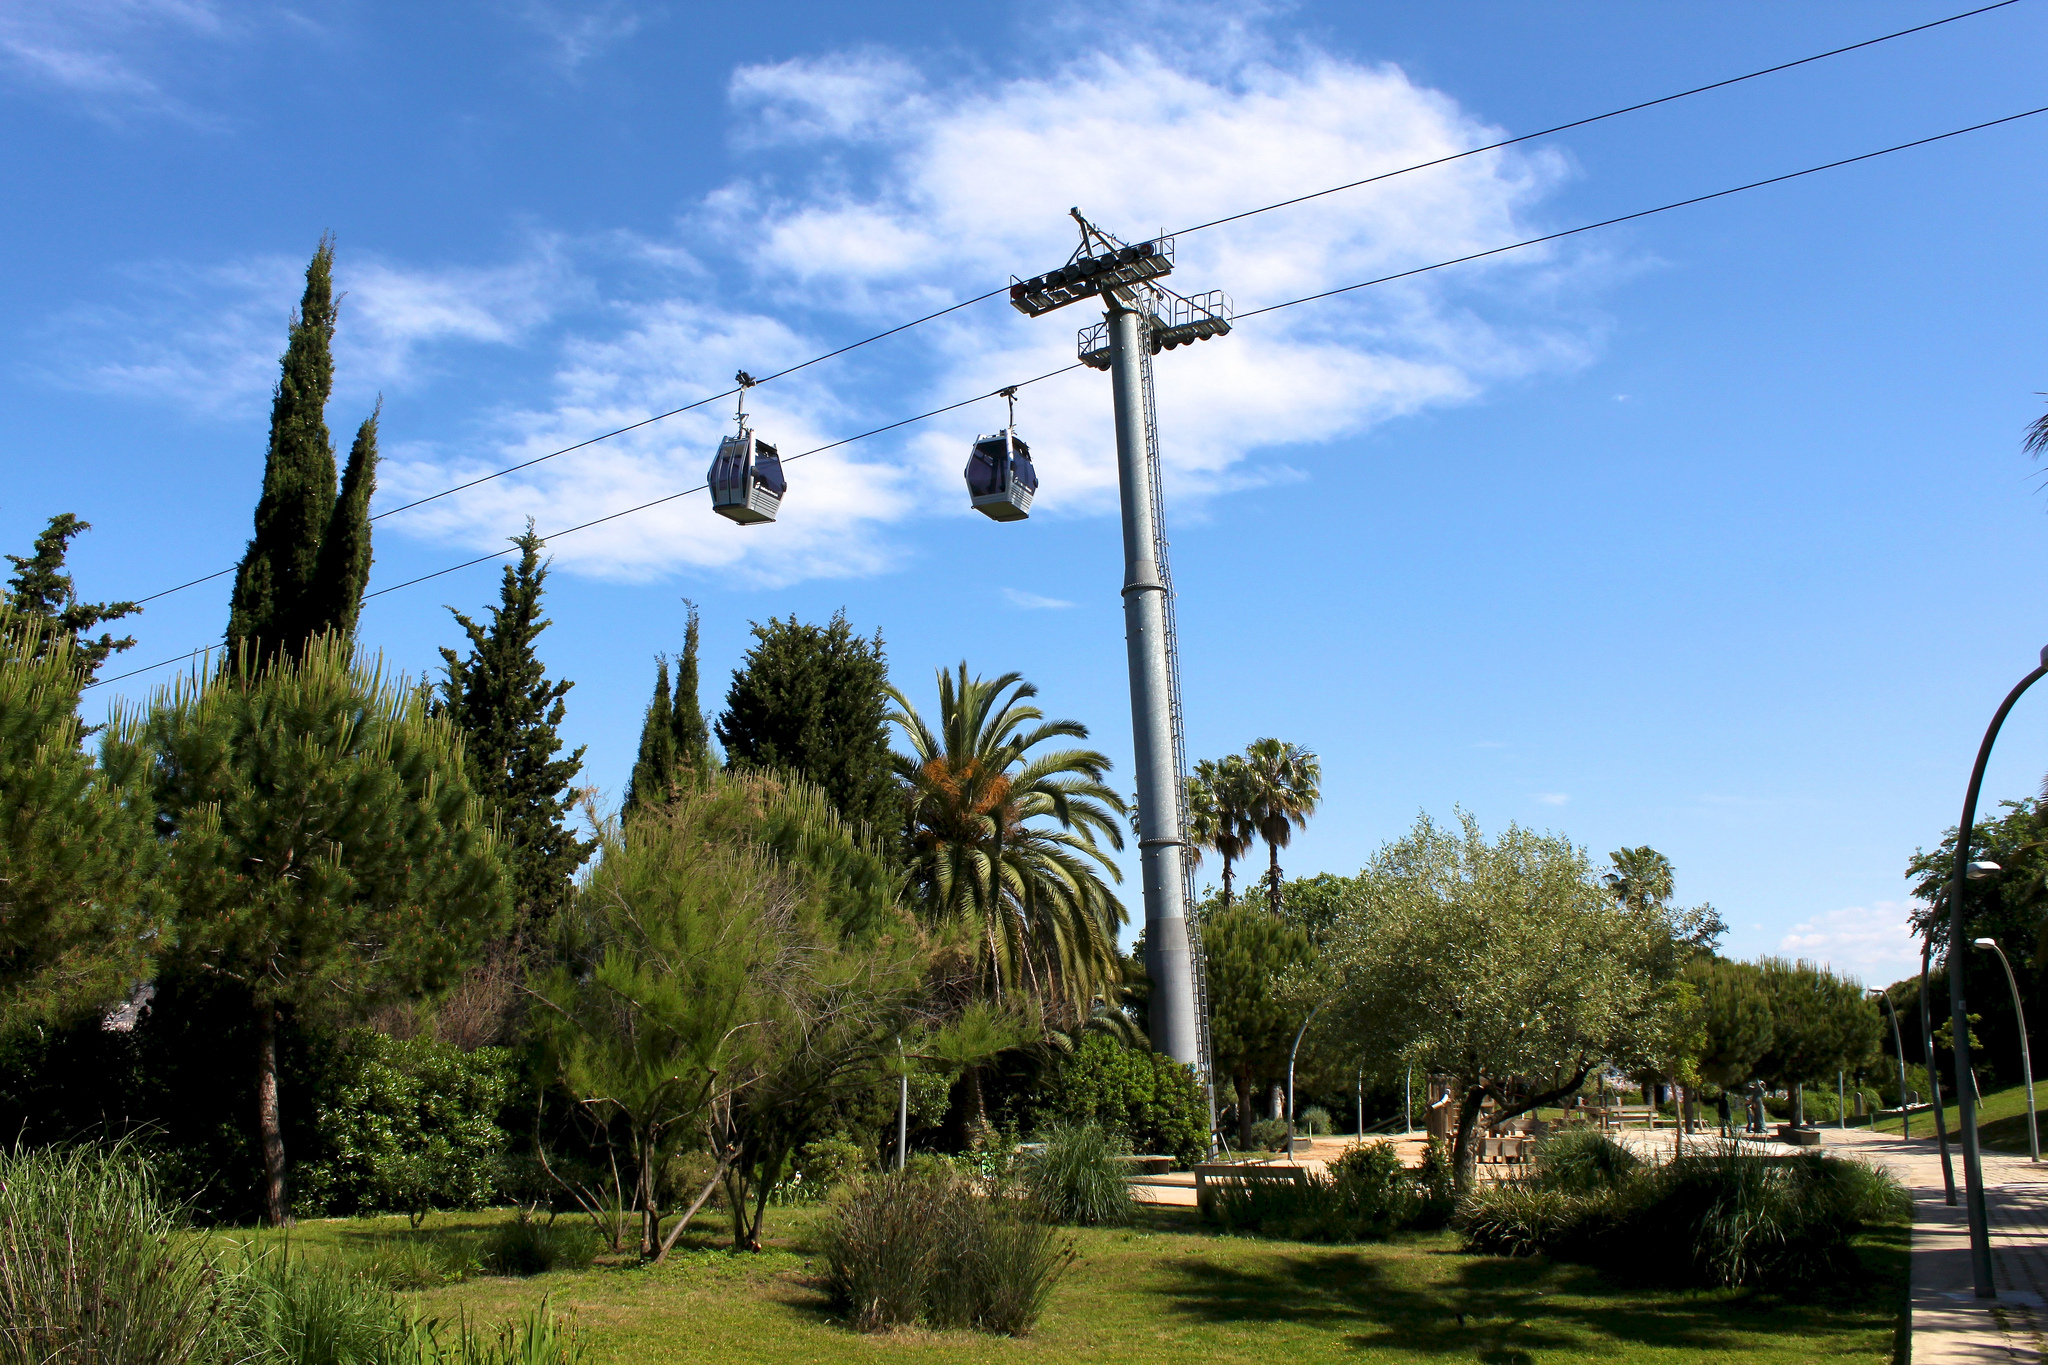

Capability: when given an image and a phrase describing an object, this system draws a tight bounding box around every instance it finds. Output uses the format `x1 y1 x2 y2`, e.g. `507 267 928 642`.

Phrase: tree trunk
1450 1083 1485 1196
637 1132 660 1258
255 1002 289 1227
1221 857 1234 909
1268 845 1282 914
1234 1069 1254 1150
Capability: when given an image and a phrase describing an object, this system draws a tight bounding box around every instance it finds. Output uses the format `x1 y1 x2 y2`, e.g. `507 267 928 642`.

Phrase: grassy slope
1865 1080 2043 1152
254 1205 1908 1365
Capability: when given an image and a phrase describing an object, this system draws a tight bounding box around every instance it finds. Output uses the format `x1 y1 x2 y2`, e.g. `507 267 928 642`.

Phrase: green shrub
481 1214 596 1278
1458 1186 1615 1259
818 1166 1073 1335
1457 1145 1910 1289
1532 1128 1640 1194
295 1031 518 1223
1024 1124 1134 1227
344 1234 477 1291
1413 1137 1455 1224
1299 1105 1332 1137
1248 1118 1290 1150
0 1143 222 1365
1205 1142 1423 1242
217 1251 416 1365
1016 1033 1207 1165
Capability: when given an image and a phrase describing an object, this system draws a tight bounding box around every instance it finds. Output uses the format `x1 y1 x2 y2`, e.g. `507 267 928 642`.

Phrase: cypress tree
436 524 594 937
622 601 712 816
308 405 379 642
4 513 138 685
623 658 678 815
673 599 710 771
715 611 897 834
226 237 380 664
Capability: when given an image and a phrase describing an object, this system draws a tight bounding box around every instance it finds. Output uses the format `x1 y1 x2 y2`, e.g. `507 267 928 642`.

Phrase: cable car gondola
964 386 1038 522
708 371 785 525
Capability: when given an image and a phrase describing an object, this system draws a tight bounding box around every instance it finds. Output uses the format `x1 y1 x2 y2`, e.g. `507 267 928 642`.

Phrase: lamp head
1974 937 1998 950
1967 860 2002 880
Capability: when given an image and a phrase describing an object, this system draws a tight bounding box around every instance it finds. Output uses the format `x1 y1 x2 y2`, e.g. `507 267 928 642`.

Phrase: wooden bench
1113 1154 1175 1176
1193 1161 1310 1215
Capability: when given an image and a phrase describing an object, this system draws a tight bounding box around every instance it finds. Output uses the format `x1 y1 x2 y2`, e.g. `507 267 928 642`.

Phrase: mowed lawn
1865 1080 2041 1152
241 1204 1909 1365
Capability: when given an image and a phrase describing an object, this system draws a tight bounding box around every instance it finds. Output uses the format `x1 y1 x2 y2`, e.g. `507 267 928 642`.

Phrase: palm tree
1187 755 1258 908
2027 399 2048 459
1242 738 1321 915
888 664 1128 1020
1605 846 1674 914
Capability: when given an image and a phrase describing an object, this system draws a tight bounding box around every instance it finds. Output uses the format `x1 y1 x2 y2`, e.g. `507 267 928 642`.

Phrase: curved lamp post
1945 645 2048 1298
1921 937 1959 1205
1872 989 1911 1141
1973 934 2040 1162
1287 1004 1325 1154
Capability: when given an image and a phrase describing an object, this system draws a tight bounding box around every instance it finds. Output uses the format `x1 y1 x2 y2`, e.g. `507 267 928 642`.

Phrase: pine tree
1 602 166 1029
4 514 139 684
715 611 897 835
225 237 380 664
436 524 594 937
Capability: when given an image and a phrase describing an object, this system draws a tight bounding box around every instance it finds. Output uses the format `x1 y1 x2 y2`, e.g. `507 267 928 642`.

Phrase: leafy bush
481 1214 596 1278
1413 1137 1455 1224
295 1030 519 1223
1248 1118 1290 1150
1024 1124 1134 1226
1531 1129 1640 1194
818 1165 1073 1335
1205 1142 1427 1242
794 1138 868 1191
0 1143 221 1365
1299 1105 1332 1137
1016 1033 1207 1166
1457 1146 1910 1288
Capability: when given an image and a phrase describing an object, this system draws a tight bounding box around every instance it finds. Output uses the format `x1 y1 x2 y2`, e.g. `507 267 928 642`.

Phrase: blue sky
5 0 2046 989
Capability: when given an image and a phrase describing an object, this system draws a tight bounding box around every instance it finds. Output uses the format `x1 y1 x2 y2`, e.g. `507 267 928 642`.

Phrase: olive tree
1319 812 1679 1190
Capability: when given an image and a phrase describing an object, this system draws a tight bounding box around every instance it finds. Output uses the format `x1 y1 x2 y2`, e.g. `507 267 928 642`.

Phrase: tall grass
817 1165 1073 1335
1023 1124 1134 1226
0 1142 587 1365
0 1143 225 1365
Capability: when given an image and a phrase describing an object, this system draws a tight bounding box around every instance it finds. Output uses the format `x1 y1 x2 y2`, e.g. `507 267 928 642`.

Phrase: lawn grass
1865 1079 2042 1152
236 1202 1909 1364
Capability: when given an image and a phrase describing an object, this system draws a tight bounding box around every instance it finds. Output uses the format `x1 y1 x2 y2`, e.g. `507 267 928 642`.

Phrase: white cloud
0 0 228 118
46 8 1622 588
1003 588 1076 610
513 1 643 74
42 242 581 414
1534 792 1570 806
1779 901 1923 988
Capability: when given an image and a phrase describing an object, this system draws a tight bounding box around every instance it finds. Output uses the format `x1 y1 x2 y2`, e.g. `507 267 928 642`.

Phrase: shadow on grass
1150 1224 1908 1360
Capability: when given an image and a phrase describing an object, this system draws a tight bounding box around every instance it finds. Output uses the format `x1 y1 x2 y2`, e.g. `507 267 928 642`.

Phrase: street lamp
1871 989 1911 1141
1973 935 2039 1162
1920 937 1959 1205
1942 644 2048 1298
1287 1005 1325 1155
